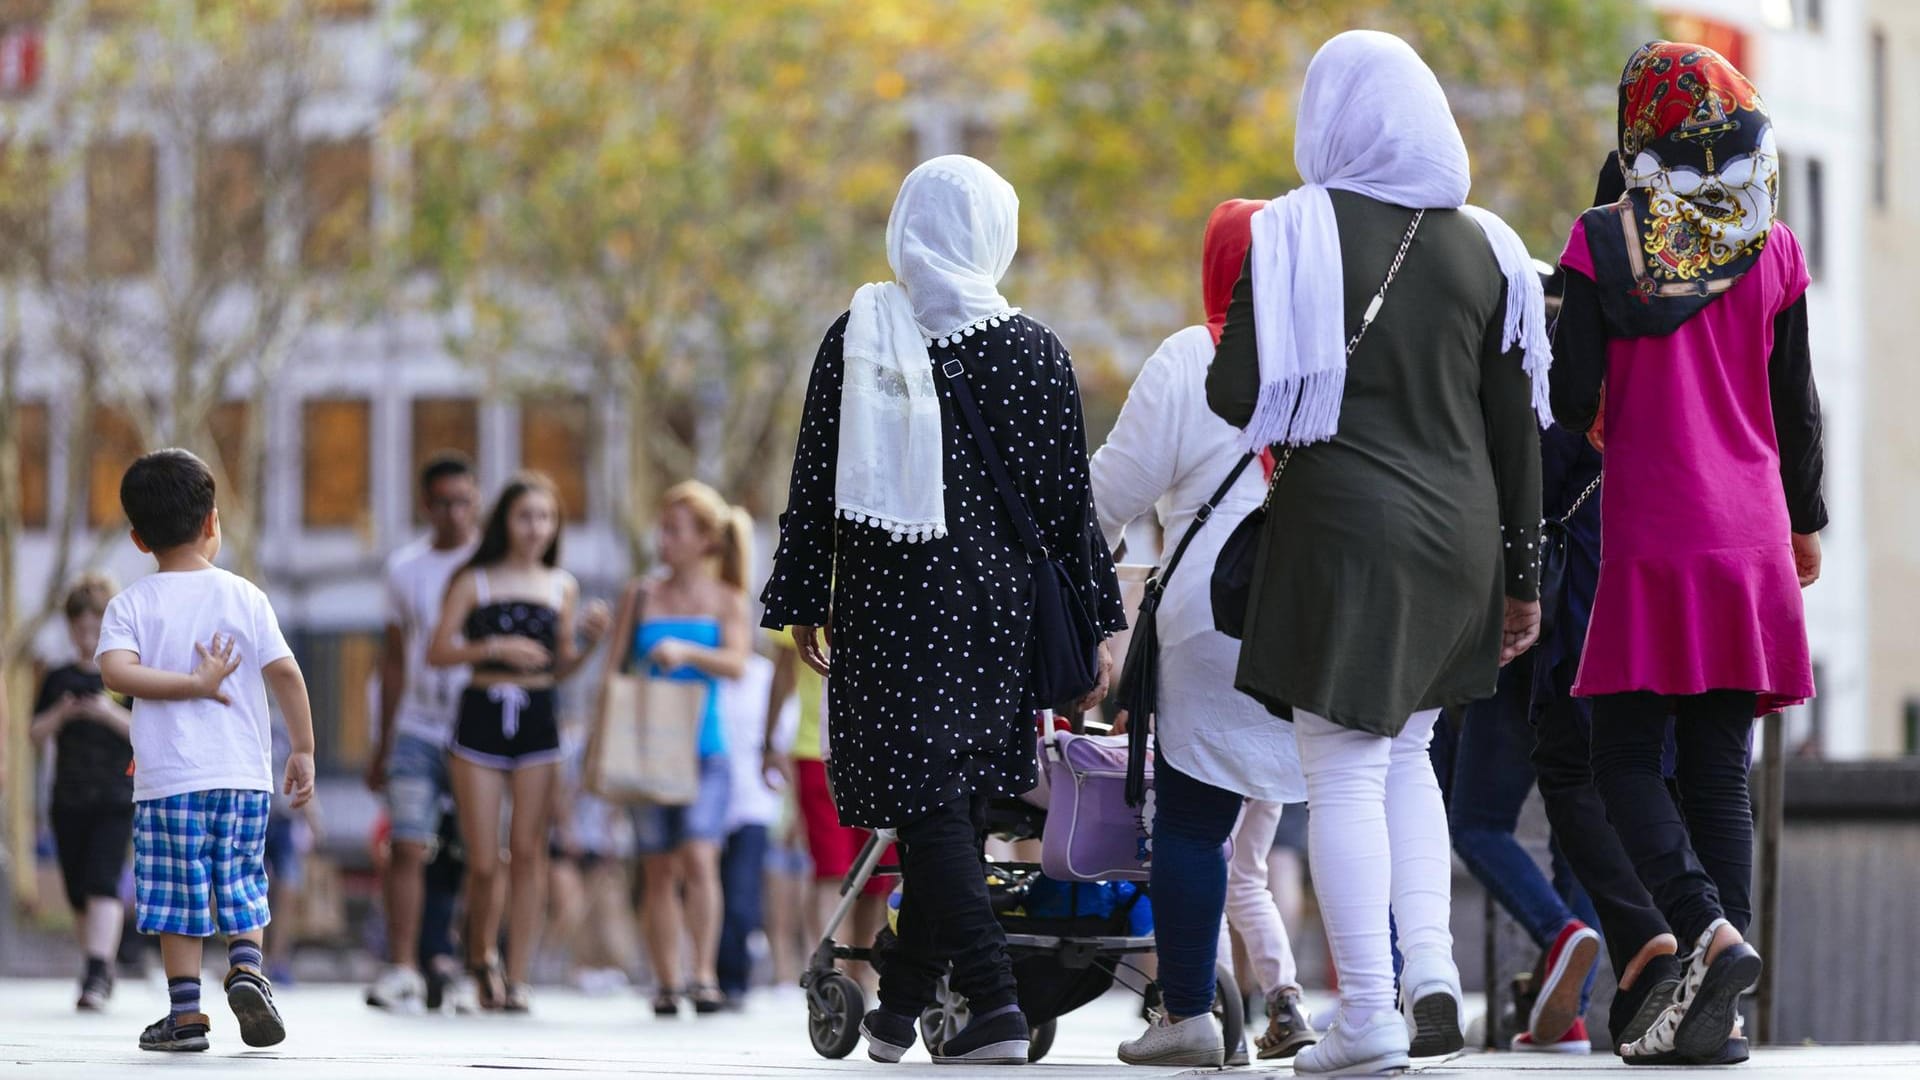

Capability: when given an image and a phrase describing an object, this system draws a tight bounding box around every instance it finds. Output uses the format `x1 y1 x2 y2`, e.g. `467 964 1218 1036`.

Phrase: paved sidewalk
3 978 1916 1078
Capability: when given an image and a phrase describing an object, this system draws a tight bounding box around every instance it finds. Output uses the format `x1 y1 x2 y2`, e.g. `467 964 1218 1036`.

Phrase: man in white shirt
364 453 479 1012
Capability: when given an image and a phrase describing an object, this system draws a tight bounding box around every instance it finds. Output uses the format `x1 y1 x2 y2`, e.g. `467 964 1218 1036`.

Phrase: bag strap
1147 453 1257 599
617 579 648 676
942 356 1049 561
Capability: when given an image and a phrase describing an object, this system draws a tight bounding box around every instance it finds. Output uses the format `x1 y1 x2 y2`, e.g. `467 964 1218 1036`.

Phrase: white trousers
1294 707 1452 1023
1217 798 1301 997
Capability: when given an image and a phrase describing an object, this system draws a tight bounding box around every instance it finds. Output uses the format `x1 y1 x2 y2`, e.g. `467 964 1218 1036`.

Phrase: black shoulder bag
942 355 1103 714
1538 474 1601 642
1115 452 1257 806
1212 208 1427 639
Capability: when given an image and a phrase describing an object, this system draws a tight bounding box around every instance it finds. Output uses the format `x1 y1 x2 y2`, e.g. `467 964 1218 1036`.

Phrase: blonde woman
601 481 751 1017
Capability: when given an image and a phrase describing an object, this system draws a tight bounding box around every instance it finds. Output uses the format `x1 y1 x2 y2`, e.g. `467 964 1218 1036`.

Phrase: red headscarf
1202 198 1267 345
1202 198 1278 476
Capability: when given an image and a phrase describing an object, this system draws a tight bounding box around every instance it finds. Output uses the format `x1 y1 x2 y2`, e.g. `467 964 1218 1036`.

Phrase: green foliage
403 0 1650 502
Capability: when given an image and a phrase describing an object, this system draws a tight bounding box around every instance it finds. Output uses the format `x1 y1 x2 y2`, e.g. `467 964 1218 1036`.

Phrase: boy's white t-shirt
96 567 294 802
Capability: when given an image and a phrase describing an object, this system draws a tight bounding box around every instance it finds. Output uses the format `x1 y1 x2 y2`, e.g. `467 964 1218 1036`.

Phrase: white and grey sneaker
1399 950 1466 1058
1293 1009 1411 1077
1117 1011 1226 1067
365 965 427 1014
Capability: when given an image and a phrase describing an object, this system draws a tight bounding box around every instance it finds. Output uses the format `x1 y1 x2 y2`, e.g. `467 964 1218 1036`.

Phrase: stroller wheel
1027 1018 1058 1063
919 978 969 1052
1213 964 1247 1062
807 973 866 1059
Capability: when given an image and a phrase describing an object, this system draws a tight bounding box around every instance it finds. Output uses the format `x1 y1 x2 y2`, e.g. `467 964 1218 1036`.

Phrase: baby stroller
801 795 1246 1061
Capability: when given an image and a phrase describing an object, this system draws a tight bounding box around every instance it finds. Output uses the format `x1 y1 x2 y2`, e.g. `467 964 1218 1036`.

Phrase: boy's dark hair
120 448 217 552
420 451 474 494
63 573 117 620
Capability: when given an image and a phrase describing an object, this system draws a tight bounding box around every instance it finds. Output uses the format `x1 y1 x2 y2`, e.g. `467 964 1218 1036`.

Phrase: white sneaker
1398 951 1465 1057
366 966 427 1014
1118 1011 1225 1067
1293 1009 1411 1076
444 972 482 1015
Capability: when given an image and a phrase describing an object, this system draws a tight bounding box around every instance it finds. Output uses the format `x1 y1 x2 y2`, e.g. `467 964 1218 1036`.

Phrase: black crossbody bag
1212 208 1427 639
1114 452 1257 806
942 355 1103 714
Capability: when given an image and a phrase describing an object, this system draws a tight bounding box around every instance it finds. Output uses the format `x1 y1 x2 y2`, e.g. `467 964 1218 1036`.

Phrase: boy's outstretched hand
283 750 316 809
190 634 242 705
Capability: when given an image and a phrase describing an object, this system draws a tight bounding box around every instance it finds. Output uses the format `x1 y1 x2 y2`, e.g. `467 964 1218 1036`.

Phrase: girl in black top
428 473 611 1011
30 575 134 1012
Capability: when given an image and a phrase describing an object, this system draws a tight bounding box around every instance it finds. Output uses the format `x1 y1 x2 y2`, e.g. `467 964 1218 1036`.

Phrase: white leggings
1218 798 1300 997
1294 708 1452 1023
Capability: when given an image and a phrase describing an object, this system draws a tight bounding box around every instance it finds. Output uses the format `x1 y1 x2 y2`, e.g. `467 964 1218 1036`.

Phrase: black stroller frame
801 802 1246 1062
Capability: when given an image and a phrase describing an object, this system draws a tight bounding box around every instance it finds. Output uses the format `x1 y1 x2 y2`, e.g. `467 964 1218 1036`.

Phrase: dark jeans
1588 691 1757 947
878 794 1017 1016
718 823 771 997
1449 658 1600 1009
418 806 464 968
1150 755 1245 1019
1531 683 1672 978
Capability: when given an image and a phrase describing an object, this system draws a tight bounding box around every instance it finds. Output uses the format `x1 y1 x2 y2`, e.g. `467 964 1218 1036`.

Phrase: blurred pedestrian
764 154 1125 1065
1552 40 1826 1066
716 650 790 1008
1206 31 1550 1075
365 452 480 1014
548 720 639 995
30 574 134 1012
428 472 612 1012
1091 199 1309 1067
600 480 751 1018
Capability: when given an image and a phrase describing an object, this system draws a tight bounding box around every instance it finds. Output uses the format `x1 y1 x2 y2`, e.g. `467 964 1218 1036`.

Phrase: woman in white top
1094 199 1310 1068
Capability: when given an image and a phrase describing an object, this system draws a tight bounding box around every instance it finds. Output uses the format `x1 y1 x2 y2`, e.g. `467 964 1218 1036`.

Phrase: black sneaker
225 964 287 1048
1255 986 1319 1060
930 1006 1029 1066
139 1012 211 1052
861 1007 918 1063
77 971 114 1012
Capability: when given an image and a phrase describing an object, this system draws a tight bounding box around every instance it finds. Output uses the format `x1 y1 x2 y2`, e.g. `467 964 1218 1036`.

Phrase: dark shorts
451 685 561 771
51 801 134 911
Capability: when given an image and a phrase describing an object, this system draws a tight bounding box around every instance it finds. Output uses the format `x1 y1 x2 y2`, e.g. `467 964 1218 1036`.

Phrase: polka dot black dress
762 311 1127 829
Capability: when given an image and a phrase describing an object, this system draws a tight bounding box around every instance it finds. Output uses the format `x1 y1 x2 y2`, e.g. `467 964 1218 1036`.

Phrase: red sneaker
1513 1018 1591 1054
1529 920 1600 1044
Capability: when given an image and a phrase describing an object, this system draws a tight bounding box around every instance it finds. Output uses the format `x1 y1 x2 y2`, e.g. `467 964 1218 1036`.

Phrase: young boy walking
96 449 317 1052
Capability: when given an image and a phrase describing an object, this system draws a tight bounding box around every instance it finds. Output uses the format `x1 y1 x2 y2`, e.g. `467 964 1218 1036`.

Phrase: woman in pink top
1551 42 1826 1066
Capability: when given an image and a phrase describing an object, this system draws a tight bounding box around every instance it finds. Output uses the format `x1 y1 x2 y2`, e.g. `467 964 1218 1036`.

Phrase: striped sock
228 940 264 974
168 976 201 1018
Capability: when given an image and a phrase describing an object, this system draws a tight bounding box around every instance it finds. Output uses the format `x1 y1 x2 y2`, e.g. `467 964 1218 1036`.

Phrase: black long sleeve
1768 296 1827 533
1206 254 1260 429
1549 267 1607 433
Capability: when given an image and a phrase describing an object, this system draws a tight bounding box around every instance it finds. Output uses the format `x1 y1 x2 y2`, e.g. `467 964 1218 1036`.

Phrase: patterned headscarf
1579 41 1777 338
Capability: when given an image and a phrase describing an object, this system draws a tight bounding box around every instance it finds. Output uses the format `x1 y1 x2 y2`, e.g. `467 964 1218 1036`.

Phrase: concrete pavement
3 978 1916 1078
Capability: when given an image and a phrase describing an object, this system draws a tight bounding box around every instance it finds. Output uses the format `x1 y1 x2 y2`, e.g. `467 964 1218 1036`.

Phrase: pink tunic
1560 220 1813 715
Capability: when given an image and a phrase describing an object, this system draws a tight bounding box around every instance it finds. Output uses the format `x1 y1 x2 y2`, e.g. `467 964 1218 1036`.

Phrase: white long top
1090 325 1304 802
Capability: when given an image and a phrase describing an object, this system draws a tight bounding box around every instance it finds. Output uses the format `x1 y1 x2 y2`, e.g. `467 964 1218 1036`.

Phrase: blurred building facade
2 3 635 783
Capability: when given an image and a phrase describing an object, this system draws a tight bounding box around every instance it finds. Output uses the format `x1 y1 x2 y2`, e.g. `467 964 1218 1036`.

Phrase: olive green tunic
1207 191 1541 737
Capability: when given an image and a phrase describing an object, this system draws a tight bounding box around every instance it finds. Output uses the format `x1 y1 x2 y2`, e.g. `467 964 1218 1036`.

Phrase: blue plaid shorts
134 789 273 937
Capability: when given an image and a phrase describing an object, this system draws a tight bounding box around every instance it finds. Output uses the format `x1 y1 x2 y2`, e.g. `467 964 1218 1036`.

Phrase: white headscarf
836 155 1020 542
1240 30 1552 450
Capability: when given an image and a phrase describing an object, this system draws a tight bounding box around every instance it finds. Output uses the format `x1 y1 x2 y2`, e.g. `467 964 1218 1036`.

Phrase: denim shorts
387 733 453 849
134 789 272 938
632 755 732 855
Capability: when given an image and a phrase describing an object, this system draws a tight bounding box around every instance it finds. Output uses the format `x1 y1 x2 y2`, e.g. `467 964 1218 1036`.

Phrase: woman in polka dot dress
762 155 1124 1064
